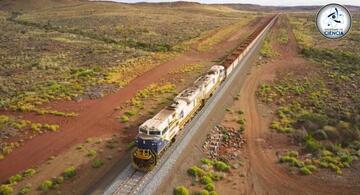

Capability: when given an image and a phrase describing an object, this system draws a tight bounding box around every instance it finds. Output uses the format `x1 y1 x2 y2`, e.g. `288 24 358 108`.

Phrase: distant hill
1 0 359 13
0 0 81 11
131 1 360 13
132 1 360 13
223 3 360 13
134 1 201 7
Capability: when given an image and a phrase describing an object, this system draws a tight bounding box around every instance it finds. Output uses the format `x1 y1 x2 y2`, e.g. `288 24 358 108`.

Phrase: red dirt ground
0 17 268 181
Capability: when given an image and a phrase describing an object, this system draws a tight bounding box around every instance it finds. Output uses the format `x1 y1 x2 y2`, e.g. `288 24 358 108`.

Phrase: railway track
104 165 143 195
103 15 278 195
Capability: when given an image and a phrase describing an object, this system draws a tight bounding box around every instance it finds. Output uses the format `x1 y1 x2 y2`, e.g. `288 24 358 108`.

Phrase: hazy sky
111 0 360 6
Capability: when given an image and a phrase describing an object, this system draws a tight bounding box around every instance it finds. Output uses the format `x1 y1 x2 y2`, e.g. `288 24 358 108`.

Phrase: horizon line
93 0 360 7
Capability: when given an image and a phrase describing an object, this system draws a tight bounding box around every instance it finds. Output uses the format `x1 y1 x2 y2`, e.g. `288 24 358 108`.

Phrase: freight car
132 15 277 171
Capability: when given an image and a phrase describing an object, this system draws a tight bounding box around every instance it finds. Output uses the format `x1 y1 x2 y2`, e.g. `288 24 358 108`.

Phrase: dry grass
0 2 255 115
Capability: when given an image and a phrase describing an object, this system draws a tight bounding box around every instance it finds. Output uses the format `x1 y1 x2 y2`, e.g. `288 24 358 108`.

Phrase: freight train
132 15 277 172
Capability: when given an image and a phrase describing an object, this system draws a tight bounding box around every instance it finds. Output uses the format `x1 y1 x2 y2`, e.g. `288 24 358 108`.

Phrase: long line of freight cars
131 15 278 171
223 15 278 76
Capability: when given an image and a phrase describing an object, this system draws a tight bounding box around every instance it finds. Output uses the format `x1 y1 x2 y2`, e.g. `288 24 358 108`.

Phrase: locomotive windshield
149 131 161 135
139 127 147 134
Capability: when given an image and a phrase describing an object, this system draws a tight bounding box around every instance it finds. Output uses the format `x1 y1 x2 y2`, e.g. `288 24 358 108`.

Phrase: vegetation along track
103 15 278 195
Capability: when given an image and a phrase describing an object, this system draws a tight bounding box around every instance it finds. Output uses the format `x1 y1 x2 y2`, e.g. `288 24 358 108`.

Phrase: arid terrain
0 0 360 195
163 13 360 195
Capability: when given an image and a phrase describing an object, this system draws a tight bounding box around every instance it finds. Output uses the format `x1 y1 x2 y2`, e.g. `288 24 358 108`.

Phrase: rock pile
203 125 223 158
221 127 245 149
203 125 246 159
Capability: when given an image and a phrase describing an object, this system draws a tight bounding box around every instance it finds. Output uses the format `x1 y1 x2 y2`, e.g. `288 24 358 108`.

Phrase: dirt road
0 17 266 181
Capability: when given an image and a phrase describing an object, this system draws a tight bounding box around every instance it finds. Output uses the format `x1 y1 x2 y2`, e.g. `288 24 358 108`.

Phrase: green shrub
63 166 76 179
321 150 333 156
271 119 293 133
197 190 210 195
31 123 42 131
236 119 245 125
187 166 206 177
288 151 299 158
201 158 213 166
299 167 312 175
204 183 215 191
304 135 322 153
321 155 339 164
338 151 353 164
328 163 342 174
298 112 329 128
53 176 64 184
87 149 97 157
9 173 23 184
125 109 137 117
0 185 13 195
23 168 36 177
291 159 304 168
39 180 53 191
209 192 218 195
174 186 189 195
213 161 230 172
19 184 31 194
279 155 304 168
92 159 104 168
200 176 213 185
306 165 317 172
0 115 9 124
238 126 245 132
120 115 129 123
207 172 222 181
43 124 60 132
279 155 291 163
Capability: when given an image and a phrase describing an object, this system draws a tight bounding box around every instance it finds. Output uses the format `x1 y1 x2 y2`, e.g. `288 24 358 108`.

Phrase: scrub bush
63 166 76 179
174 186 189 195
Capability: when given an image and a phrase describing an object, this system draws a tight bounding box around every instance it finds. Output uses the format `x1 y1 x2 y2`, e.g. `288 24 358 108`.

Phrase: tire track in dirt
238 15 359 195
0 17 268 181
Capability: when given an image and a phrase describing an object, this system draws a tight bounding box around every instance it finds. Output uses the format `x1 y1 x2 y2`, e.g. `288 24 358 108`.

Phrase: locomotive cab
132 126 167 171
132 109 176 172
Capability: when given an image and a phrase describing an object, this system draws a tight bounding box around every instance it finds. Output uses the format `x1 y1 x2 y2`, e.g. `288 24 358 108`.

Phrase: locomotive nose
132 148 157 172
